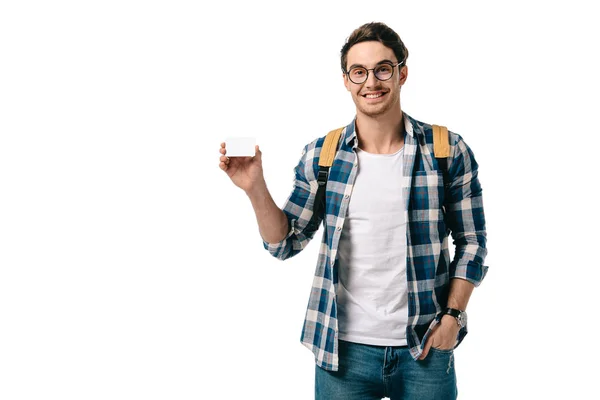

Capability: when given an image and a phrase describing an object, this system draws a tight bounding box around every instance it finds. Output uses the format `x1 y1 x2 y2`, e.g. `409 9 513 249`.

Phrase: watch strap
443 308 463 318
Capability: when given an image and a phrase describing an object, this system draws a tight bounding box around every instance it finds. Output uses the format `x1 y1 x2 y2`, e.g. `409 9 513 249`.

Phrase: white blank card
225 137 256 157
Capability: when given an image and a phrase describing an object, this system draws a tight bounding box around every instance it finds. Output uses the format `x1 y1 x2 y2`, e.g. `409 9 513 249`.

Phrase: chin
357 104 392 118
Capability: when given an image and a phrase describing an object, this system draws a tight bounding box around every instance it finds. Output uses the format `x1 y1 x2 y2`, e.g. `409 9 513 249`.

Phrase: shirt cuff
451 261 489 287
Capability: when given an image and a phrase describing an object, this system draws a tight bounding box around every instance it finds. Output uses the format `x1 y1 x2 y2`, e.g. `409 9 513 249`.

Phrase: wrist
245 180 268 199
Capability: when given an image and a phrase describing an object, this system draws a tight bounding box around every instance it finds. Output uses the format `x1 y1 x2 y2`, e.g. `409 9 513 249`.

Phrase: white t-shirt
336 145 408 346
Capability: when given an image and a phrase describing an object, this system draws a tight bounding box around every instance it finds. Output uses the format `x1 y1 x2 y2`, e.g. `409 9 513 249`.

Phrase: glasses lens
374 64 394 81
348 67 367 84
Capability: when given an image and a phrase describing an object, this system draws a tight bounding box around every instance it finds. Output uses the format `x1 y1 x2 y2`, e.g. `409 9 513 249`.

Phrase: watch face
458 312 467 327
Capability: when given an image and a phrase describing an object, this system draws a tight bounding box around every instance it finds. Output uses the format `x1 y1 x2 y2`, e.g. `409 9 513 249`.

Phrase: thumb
419 338 432 360
254 145 262 159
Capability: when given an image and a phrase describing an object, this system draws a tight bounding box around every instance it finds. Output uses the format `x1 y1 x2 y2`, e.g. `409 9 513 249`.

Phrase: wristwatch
441 307 467 328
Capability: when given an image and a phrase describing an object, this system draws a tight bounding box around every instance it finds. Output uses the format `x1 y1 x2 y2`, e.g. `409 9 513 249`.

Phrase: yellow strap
432 124 450 158
318 127 344 167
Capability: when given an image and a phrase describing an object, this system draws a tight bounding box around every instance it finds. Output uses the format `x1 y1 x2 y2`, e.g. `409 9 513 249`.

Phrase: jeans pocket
429 346 454 354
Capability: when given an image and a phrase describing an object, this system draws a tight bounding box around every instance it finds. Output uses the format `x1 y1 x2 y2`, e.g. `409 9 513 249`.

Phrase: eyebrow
347 59 397 70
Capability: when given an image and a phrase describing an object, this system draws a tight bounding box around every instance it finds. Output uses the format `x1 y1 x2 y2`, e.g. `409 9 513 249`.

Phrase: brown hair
340 22 409 72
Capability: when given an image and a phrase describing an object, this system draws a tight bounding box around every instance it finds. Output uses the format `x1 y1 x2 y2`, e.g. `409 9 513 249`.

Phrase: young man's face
343 41 407 118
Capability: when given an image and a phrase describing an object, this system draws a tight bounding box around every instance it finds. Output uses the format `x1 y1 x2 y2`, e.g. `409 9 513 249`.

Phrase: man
219 22 488 400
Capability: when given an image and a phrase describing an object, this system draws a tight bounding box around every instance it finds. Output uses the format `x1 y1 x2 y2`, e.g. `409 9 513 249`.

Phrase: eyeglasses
345 61 405 84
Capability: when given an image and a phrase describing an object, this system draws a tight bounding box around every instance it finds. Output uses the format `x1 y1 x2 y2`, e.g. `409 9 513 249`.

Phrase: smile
362 91 387 99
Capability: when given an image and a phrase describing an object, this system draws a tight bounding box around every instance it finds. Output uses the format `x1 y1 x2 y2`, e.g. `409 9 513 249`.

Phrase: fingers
219 154 230 169
219 143 230 170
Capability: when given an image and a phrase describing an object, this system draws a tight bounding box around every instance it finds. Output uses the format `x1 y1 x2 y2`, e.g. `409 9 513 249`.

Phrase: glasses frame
345 60 406 85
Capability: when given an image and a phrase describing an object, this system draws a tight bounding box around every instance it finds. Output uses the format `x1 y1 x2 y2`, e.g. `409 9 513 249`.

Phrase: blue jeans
315 340 457 400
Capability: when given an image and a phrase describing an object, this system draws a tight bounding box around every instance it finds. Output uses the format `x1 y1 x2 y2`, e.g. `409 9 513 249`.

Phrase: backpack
306 124 450 231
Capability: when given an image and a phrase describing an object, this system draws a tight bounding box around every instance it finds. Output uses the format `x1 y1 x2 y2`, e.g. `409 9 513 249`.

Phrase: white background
1 0 599 399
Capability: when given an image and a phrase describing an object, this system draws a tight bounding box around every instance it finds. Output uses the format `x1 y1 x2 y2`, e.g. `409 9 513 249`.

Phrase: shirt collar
344 111 416 148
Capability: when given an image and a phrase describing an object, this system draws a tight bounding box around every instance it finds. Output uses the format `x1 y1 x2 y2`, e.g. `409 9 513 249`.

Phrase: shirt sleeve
262 142 324 260
444 134 489 286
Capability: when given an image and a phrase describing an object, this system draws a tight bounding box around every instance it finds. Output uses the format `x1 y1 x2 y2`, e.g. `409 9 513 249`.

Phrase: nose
365 69 379 87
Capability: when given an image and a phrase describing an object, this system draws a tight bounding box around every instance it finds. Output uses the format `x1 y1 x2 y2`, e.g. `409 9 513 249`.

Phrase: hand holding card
218 139 265 195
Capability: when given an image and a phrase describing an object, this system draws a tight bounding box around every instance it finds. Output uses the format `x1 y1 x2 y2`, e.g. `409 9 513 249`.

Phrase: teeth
365 93 383 98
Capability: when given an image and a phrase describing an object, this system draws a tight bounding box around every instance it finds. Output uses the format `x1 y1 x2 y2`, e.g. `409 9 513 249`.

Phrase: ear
343 73 351 91
398 65 408 87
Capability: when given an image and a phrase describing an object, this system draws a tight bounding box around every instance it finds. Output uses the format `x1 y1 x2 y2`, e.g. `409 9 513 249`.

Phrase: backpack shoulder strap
319 127 345 167
432 125 450 158
306 127 344 231
432 124 451 190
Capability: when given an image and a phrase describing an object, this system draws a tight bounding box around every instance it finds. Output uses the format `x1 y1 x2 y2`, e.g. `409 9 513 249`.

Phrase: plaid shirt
263 112 488 371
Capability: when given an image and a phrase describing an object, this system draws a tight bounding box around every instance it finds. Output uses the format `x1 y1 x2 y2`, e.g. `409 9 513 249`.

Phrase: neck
355 109 405 154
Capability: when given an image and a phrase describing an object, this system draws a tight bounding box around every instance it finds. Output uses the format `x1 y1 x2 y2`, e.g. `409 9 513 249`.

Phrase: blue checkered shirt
263 112 488 371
